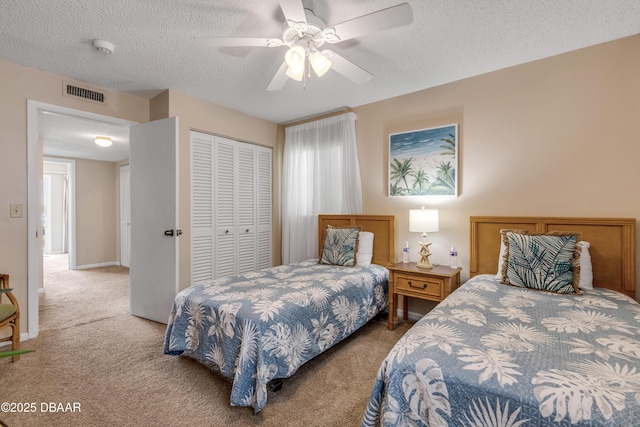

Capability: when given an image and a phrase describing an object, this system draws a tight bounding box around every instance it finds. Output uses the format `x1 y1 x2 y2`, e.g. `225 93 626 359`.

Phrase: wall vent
62 81 107 105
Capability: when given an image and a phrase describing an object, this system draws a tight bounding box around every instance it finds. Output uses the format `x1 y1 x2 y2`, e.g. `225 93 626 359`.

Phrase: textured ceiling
3 1 639 160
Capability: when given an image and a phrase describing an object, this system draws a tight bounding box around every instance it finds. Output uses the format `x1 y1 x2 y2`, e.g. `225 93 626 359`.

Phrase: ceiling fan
208 0 413 91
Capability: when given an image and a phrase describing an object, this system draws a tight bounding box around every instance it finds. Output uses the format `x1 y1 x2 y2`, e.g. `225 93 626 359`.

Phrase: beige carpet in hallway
1 259 411 427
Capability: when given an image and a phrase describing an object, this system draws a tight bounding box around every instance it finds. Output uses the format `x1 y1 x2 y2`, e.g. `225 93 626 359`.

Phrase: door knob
164 229 174 236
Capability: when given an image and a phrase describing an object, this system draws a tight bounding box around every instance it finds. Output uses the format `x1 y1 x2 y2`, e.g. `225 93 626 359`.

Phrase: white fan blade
322 50 373 85
279 0 307 33
322 3 413 43
266 61 289 91
206 37 283 47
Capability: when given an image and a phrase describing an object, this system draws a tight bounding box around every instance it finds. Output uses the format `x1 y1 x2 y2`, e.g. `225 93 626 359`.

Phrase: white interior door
43 175 53 254
129 117 179 323
120 164 131 268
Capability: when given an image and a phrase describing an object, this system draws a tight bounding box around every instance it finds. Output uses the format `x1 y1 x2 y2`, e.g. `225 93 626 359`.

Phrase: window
282 112 362 263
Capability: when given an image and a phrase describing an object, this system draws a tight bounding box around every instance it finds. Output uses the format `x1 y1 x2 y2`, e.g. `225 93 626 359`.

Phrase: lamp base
417 240 434 269
416 260 433 269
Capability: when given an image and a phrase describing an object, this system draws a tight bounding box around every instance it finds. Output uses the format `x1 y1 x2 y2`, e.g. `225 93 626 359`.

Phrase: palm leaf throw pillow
319 225 360 266
499 230 582 294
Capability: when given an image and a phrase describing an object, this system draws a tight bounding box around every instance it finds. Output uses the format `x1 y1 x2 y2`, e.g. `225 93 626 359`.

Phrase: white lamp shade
309 51 331 77
285 46 305 68
409 208 439 233
285 64 304 81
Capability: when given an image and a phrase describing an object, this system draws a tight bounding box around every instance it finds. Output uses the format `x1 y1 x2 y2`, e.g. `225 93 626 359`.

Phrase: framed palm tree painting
389 124 458 197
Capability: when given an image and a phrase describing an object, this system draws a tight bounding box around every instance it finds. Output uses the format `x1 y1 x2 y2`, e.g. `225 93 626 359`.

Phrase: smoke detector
92 39 114 54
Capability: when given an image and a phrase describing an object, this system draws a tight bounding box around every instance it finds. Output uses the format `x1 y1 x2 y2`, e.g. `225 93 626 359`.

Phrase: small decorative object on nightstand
409 207 439 268
387 263 461 330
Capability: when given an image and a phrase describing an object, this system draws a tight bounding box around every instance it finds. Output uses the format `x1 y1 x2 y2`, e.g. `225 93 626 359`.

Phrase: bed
362 216 639 426
163 214 396 412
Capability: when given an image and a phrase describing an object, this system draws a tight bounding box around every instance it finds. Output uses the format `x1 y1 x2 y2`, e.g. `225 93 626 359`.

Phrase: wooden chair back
0 274 21 362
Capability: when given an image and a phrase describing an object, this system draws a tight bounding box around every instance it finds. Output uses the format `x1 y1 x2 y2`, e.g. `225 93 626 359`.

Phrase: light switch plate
10 204 23 218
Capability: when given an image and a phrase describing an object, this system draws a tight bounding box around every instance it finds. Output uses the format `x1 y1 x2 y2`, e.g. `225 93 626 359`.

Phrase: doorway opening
27 100 136 338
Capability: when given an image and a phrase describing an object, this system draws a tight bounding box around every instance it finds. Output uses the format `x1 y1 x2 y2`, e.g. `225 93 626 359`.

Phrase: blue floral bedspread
362 274 640 426
163 259 388 412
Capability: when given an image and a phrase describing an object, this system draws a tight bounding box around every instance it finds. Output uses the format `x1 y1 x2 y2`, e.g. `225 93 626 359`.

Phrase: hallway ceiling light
95 136 112 147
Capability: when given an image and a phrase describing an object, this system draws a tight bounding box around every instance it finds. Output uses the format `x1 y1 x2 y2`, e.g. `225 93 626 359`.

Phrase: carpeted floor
1 256 412 427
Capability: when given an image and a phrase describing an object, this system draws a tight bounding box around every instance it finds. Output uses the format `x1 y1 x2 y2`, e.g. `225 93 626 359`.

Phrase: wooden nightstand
387 263 462 330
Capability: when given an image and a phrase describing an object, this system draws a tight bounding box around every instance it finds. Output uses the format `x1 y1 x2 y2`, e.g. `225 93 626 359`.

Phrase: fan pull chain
303 58 310 89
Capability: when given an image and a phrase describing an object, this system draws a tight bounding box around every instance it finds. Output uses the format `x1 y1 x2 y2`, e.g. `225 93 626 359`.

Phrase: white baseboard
395 309 424 321
75 261 120 270
386 308 422 320
0 333 29 348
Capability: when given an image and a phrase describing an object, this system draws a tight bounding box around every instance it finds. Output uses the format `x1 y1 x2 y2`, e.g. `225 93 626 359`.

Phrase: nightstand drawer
395 274 443 298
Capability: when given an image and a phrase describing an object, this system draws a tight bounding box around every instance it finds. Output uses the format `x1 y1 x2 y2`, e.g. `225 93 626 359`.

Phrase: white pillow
356 232 374 266
577 241 593 290
495 240 507 279
496 239 593 289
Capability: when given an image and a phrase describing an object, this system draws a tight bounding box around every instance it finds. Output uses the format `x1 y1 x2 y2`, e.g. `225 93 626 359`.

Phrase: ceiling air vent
62 81 107 105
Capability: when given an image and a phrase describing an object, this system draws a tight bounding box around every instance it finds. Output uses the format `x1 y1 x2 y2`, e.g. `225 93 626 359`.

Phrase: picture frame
389 123 458 197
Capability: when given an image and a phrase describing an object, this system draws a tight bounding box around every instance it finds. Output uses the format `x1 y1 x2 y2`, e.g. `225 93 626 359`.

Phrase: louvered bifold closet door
236 143 257 274
190 131 272 283
256 146 272 270
214 137 237 278
190 132 214 283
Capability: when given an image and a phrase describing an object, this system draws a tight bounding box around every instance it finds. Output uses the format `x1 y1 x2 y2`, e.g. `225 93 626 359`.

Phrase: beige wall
353 34 640 312
0 59 149 334
75 159 118 267
150 90 281 290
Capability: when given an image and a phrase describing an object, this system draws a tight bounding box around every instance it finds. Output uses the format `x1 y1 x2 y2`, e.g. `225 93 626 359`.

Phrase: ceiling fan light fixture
95 136 112 147
209 2 413 91
285 45 305 68
309 51 331 77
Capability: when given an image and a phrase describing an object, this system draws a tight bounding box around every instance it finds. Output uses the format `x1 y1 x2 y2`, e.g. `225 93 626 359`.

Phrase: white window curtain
282 112 363 264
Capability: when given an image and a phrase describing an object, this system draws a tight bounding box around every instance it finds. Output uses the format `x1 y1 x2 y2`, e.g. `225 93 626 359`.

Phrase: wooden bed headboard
318 215 396 267
470 216 636 298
